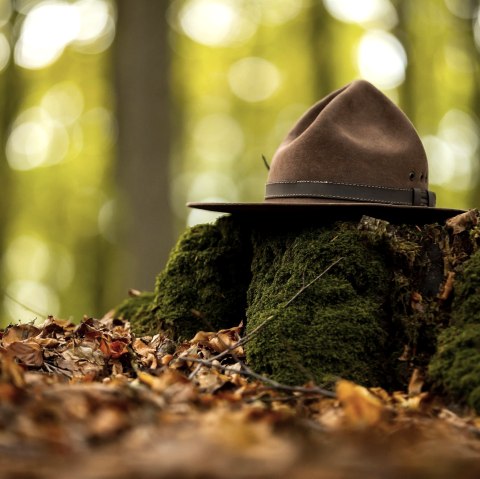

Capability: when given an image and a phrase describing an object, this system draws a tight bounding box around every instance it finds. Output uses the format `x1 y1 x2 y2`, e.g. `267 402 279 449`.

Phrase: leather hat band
265 181 436 207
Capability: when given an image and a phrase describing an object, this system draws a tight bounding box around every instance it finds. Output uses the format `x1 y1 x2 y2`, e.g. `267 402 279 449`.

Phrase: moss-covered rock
245 222 391 387
120 208 480 410
115 291 156 336
448 249 480 326
429 325 480 412
429 248 480 410
143 215 251 340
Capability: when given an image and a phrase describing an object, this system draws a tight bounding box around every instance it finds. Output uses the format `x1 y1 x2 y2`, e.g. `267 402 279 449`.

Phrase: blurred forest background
0 0 478 325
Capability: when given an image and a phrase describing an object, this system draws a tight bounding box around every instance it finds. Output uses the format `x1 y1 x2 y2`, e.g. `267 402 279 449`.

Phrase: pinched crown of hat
188 80 464 222
266 80 434 207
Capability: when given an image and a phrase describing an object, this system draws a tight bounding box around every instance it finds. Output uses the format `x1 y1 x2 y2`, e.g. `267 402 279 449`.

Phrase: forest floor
1 315 480 479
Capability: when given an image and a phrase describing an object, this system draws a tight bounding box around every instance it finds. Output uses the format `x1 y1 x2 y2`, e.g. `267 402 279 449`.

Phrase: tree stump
115 210 480 410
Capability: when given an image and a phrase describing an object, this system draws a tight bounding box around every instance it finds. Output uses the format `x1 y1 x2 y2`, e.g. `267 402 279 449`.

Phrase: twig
177 356 336 398
185 257 344 397
208 257 344 363
4 292 46 319
208 317 271 363
284 256 344 308
261 154 270 171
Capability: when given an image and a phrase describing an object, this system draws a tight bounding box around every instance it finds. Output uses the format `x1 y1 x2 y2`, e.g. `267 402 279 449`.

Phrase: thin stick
208 317 271 362
261 154 270 171
4 292 46 319
177 356 336 398
209 257 344 362
284 256 344 308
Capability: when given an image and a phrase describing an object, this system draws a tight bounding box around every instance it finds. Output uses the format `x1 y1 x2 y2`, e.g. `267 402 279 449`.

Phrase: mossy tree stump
115 210 480 411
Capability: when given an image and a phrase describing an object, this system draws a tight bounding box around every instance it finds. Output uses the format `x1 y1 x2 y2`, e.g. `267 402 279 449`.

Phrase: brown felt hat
188 80 464 223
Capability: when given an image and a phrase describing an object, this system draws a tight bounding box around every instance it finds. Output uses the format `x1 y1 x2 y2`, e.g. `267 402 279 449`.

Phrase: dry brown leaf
2 324 41 346
132 338 154 357
195 367 232 393
191 331 212 344
210 332 244 356
101 339 129 359
89 407 129 438
137 369 188 393
0 350 26 387
446 209 478 234
438 271 456 301
408 368 424 396
336 380 384 428
6 341 43 367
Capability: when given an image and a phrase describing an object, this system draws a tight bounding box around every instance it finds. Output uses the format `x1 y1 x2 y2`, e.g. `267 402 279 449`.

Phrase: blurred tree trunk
0 5 20 315
114 0 174 292
309 2 335 99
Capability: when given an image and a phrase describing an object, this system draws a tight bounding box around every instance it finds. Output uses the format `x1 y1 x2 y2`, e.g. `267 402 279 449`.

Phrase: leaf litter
0 316 480 478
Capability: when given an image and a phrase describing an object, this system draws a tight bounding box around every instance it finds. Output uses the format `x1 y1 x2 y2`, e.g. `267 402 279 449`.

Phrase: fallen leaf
336 380 384 428
6 341 43 367
2 324 40 346
408 368 424 396
0 350 26 387
438 271 455 301
446 209 478 234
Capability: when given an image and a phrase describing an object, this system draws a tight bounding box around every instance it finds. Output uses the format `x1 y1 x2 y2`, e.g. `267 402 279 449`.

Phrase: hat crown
267 80 429 199
188 79 467 221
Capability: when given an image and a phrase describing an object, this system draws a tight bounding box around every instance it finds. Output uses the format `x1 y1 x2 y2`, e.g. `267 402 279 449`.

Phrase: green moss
428 249 480 411
429 325 480 411
145 215 252 340
115 291 156 336
245 222 391 387
449 249 480 326
116 208 480 411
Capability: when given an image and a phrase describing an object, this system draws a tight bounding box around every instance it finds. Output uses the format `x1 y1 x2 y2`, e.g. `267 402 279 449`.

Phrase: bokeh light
256 0 305 25
323 0 397 28
186 204 225 228
228 57 281 102
5 235 51 282
444 0 475 19
357 30 407 89
15 0 115 70
0 33 11 72
4 279 59 322
192 113 244 166
178 0 256 47
6 107 70 171
15 1 80 69
187 171 239 203
41 81 85 125
424 110 479 192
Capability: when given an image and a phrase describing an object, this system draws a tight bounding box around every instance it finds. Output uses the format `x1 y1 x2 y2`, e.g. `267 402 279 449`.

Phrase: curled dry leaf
6 341 43 367
336 380 384 428
446 209 478 234
191 326 244 356
408 368 425 396
438 271 456 301
100 339 129 359
2 324 41 346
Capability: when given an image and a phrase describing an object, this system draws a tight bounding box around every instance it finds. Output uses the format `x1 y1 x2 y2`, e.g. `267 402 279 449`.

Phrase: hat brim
187 201 465 224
